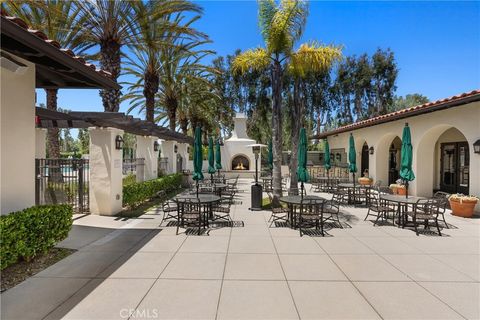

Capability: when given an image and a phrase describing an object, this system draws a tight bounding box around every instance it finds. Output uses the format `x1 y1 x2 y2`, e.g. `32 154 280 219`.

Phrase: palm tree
3 0 84 158
232 0 309 202
123 1 204 123
287 43 342 192
156 28 213 131
73 0 135 112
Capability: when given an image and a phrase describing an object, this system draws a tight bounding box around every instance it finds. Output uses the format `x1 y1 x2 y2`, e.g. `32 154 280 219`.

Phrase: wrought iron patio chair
404 198 442 236
213 192 234 222
298 198 326 236
323 192 343 228
433 191 450 228
161 199 179 223
176 198 203 235
365 189 396 225
267 191 289 227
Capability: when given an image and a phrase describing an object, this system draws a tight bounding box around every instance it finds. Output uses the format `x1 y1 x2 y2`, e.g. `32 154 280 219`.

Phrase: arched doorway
416 125 470 196
361 142 369 177
388 137 402 185
438 128 469 194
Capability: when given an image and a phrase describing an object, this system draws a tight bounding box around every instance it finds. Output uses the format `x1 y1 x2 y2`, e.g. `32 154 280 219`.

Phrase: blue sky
37 1 480 121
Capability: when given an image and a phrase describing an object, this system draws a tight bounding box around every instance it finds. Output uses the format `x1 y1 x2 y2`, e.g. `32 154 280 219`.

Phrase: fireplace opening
231 155 250 170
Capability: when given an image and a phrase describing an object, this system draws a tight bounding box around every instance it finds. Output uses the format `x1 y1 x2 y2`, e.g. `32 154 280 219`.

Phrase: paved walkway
1 179 479 319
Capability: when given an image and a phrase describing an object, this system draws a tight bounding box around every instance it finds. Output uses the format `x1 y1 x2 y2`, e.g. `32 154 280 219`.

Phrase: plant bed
448 194 479 218
117 188 184 218
1 247 76 292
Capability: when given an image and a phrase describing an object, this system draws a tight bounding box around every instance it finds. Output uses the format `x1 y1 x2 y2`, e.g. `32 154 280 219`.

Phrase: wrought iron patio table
380 194 426 226
279 195 326 228
174 194 221 228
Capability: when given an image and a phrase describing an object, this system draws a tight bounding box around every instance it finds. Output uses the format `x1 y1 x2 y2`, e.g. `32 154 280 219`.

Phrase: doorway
388 137 402 185
440 142 469 194
361 143 369 177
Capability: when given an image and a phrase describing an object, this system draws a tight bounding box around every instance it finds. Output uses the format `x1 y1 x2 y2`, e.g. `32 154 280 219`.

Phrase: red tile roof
0 10 112 79
312 89 480 139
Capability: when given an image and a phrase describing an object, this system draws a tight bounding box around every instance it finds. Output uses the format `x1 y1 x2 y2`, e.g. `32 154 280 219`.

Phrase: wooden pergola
36 107 193 143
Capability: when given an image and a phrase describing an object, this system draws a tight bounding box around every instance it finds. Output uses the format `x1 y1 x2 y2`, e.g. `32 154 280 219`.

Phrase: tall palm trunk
289 79 304 194
100 39 121 112
144 71 159 123
271 59 283 204
166 97 178 131
46 89 60 158
179 115 188 135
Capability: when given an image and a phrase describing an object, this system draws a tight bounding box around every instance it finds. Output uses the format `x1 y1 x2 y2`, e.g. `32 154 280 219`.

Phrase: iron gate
35 158 89 213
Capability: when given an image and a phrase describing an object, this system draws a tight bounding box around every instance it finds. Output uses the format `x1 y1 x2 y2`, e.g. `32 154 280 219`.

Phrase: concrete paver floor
1 179 479 319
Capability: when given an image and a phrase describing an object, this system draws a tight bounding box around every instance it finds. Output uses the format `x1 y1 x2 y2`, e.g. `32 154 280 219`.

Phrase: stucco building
312 90 480 206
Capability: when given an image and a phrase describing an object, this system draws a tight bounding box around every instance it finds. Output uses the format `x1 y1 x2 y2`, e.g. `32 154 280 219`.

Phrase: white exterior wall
88 127 123 215
35 128 47 158
161 140 176 174
0 55 36 215
136 136 158 181
325 101 480 207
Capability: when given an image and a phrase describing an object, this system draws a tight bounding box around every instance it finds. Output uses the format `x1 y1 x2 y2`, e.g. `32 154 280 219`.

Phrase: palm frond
289 42 343 78
231 48 270 75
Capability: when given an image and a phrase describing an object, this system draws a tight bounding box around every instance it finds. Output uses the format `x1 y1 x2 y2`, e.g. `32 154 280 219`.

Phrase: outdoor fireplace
231 155 250 170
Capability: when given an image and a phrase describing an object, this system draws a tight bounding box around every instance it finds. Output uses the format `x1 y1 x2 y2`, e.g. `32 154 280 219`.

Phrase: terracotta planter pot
397 187 407 195
390 187 398 194
449 198 478 218
358 178 372 186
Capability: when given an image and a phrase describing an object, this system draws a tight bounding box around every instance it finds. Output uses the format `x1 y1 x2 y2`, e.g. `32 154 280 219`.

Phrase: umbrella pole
405 180 409 199
196 180 199 198
353 172 356 207
301 182 304 199
326 169 330 191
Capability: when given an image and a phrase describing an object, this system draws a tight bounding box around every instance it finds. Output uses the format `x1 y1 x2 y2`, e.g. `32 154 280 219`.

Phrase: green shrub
122 174 137 186
123 173 182 208
0 204 73 270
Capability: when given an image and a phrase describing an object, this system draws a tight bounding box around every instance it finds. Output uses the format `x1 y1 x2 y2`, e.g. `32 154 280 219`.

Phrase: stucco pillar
177 143 189 172
0 55 35 215
161 140 176 174
88 127 123 215
136 136 159 181
35 128 47 158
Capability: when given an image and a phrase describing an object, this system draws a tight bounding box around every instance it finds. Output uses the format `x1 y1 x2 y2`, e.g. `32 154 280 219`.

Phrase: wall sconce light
115 135 124 150
174 145 178 153
474 139 480 154
153 141 160 152
369 146 374 155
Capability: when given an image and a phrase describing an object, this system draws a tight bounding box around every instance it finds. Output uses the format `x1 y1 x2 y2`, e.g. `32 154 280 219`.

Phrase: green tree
232 0 309 202
3 0 84 158
77 128 89 154
391 93 429 111
122 0 203 123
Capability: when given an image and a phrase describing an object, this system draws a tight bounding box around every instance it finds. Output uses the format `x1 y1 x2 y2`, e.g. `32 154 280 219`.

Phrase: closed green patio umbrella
215 138 222 174
207 137 216 182
193 127 204 196
324 139 331 187
297 128 309 197
349 133 357 201
268 140 273 173
400 123 415 198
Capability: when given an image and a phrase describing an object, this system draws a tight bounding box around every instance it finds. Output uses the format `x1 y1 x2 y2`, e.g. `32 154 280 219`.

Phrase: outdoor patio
1 179 479 320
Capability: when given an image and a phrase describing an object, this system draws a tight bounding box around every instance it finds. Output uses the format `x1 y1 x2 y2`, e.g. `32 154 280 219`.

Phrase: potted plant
389 183 406 195
448 194 479 218
358 177 373 185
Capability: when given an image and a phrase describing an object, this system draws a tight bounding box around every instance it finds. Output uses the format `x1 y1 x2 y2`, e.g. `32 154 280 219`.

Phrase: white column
88 127 123 216
136 136 159 181
162 140 176 174
0 55 35 215
35 128 47 158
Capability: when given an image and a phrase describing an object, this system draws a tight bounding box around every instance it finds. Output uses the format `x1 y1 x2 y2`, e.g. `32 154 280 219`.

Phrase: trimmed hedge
0 204 73 270
123 173 182 208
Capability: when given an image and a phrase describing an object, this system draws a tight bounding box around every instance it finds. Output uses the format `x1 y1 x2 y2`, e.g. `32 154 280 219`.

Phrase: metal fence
35 158 89 213
122 158 145 176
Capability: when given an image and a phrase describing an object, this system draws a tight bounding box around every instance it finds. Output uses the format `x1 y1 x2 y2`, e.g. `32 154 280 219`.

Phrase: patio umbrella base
249 184 263 211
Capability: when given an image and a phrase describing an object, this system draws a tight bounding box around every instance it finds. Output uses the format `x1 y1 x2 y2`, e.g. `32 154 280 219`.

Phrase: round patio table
213 183 228 197
174 194 221 227
380 194 425 226
279 195 326 228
